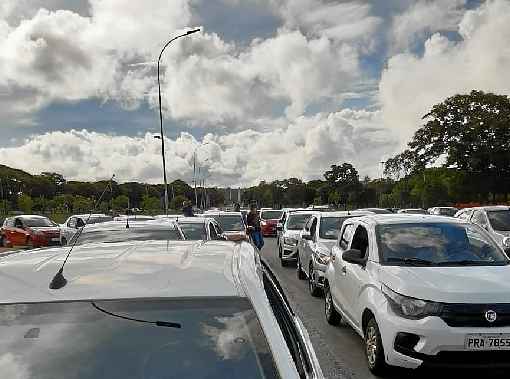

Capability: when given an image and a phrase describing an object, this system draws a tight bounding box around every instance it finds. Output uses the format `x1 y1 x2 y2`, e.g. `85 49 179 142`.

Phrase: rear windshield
319 217 351 239
179 223 207 240
487 210 510 231
213 215 245 232
286 214 312 230
71 228 182 245
260 210 283 220
0 298 279 379
22 217 56 227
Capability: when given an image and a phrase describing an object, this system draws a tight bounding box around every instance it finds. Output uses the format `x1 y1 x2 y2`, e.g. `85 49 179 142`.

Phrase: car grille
441 303 510 327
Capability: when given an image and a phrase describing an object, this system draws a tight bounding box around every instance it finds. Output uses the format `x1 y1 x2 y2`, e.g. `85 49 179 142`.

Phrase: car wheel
365 317 388 375
324 284 341 325
296 254 306 280
308 263 322 297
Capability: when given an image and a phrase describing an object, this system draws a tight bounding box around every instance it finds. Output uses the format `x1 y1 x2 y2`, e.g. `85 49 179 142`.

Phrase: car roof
0 240 260 304
201 211 242 216
355 214 466 226
82 220 179 231
177 217 214 224
16 215 48 219
471 205 510 211
315 211 373 218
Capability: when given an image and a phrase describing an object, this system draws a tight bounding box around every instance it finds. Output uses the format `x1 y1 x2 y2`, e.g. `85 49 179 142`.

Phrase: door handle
341 266 347 275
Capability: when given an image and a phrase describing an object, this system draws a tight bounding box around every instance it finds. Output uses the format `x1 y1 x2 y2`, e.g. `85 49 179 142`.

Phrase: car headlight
284 237 298 246
382 285 443 319
316 252 330 265
261 221 267 226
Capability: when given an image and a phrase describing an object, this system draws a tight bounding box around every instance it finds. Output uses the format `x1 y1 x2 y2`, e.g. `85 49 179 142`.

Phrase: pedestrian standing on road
246 203 264 250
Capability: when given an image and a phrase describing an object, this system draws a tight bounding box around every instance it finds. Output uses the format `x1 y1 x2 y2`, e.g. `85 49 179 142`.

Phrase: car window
339 224 355 250
471 210 488 228
376 223 508 266
319 217 351 240
0 299 279 379
286 214 312 230
14 218 23 228
71 227 183 245
260 210 283 220
350 225 369 258
487 210 510 231
21 217 56 227
303 217 313 232
179 223 207 240
4 218 14 227
67 217 77 228
214 215 244 232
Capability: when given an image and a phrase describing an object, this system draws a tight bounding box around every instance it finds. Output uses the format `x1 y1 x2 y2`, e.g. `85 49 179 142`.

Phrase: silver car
296 211 371 296
457 205 510 255
277 211 317 266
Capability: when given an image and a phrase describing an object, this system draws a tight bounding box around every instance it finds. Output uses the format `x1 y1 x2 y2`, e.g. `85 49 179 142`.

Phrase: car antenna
49 175 115 290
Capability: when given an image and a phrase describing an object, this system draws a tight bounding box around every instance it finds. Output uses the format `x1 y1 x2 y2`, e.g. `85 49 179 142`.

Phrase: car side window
262 265 312 377
68 217 77 228
472 211 488 228
14 218 23 228
339 224 355 250
350 225 370 259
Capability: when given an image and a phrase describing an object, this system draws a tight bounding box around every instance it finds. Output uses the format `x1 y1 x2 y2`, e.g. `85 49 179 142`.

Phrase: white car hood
379 265 510 303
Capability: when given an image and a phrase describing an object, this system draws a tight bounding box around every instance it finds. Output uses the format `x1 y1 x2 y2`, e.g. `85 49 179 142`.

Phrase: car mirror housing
342 249 366 265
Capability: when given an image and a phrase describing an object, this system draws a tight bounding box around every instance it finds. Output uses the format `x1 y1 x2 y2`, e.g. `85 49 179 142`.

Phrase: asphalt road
260 237 508 379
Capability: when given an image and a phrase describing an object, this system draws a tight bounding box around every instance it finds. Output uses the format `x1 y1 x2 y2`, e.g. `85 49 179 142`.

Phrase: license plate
465 334 510 350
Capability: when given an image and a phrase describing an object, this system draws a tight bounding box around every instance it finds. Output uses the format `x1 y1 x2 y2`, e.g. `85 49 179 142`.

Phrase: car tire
296 254 306 280
324 284 341 325
308 263 321 297
365 317 388 375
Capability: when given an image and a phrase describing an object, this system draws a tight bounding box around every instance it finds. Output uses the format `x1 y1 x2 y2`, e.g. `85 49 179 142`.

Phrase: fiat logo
485 310 497 323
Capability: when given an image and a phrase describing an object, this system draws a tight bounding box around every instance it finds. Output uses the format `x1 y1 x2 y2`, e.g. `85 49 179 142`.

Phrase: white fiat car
324 214 510 375
0 239 323 378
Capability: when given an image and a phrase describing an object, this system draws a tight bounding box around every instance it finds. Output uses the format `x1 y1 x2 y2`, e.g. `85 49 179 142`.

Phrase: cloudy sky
0 0 507 186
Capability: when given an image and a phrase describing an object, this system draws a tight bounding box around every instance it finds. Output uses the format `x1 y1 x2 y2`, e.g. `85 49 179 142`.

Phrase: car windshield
377 223 508 266
179 223 207 240
319 217 350 240
435 208 458 216
402 209 428 214
71 227 182 245
360 208 393 214
286 214 312 230
260 210 283 220
487 210 510 231
213 215 244 232
0 298 279 379
86 216 113 225
22 218 56 227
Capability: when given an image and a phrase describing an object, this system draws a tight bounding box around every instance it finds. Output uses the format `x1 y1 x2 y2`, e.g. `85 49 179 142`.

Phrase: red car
1 215 61 248
259 209 284 237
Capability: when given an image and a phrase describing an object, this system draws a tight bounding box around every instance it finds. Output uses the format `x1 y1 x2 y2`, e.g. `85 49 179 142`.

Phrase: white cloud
0 109 397 186
380 0 510 144
390 0 466 52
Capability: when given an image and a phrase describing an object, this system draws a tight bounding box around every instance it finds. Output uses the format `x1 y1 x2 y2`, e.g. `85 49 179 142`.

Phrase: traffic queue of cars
0 210 326 378
281 205 510 375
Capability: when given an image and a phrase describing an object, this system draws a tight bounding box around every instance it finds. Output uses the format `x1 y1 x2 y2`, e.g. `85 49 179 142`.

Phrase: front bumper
379 304 510 369
281 243 298 261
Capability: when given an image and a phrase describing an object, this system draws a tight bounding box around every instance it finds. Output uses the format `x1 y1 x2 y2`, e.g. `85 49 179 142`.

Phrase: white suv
324 214 510 374
277 211 317 266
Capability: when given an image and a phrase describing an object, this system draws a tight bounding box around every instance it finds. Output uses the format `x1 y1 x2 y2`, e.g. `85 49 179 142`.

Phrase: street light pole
157 28 200 215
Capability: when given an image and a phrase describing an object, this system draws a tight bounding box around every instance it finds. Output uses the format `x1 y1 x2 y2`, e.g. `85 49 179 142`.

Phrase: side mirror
276 223 283 231
342 249 366 265
302 232 312 241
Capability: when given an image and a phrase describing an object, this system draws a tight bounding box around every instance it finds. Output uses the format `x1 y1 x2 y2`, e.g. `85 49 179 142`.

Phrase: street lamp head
186 28 201 35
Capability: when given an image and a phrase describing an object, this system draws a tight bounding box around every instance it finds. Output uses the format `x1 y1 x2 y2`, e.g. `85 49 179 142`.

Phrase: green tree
18 194 33 213
112 195 129 212
169 195 187 211
141 195 161 211
72 196 94 213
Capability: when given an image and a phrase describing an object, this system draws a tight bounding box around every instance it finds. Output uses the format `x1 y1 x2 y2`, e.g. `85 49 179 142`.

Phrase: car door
342 224 371 328
330 223 355 316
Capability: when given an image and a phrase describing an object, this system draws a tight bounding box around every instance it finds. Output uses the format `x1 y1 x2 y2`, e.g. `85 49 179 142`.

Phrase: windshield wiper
436 260 502 266
386 257 434 266
91 302 182 328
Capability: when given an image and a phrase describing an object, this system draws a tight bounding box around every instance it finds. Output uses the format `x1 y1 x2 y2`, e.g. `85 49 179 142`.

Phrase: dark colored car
1 215 61 248
259 209 284 237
